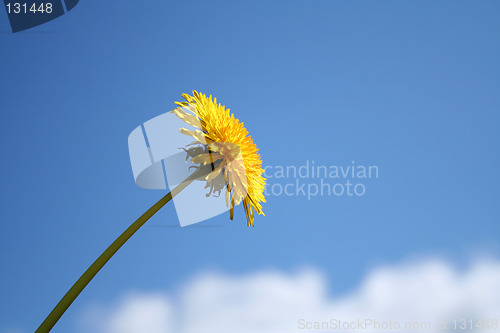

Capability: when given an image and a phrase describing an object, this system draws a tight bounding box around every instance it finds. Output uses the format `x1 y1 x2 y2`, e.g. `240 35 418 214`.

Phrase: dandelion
171 91 266 226
35 91 266 332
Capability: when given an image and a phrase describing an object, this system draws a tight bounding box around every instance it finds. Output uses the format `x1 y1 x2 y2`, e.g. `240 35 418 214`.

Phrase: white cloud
81 259 500 333
103 293 173 333
79 292 174 333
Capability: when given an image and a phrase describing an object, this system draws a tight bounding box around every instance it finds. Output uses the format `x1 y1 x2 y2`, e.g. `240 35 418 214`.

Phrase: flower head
171 91 266 226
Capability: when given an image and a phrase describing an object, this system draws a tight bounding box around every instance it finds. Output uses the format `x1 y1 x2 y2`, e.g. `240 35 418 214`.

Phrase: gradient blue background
1 1 499 332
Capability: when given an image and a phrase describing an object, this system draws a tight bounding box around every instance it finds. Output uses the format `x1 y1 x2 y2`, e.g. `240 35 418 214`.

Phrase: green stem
35 166 210 333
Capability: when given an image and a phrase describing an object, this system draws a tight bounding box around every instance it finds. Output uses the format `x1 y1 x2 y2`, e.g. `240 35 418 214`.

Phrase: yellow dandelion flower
171 90 266 226
35 92 267 332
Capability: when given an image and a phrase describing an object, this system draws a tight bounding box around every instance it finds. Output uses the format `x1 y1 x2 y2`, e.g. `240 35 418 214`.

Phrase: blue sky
0 1 499 332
